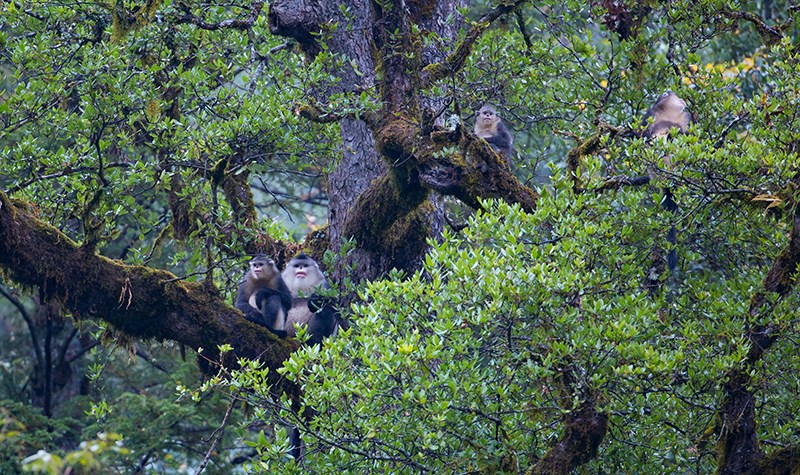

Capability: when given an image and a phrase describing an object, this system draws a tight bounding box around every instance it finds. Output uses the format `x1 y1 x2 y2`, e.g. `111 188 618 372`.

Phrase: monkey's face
478 106 497 125
250 258 277 282
654 92 686 114
294 263 309 279
283 256 326 296
287 258 318 282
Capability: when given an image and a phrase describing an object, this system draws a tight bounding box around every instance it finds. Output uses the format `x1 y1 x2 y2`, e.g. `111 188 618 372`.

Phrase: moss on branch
0 191 300 400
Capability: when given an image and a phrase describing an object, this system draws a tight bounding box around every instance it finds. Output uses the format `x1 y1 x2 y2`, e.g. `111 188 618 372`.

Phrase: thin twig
195 390 240 475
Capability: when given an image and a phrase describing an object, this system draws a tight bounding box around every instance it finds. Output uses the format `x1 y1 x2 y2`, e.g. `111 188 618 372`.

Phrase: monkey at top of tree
641 91 692 140
640 91 692 275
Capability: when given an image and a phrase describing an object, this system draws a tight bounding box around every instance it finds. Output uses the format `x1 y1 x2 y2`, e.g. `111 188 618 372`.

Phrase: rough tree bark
716 201 800 475
269 0 538 284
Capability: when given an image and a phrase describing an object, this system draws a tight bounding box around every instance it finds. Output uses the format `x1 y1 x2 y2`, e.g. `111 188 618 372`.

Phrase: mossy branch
565 122 620 193
295 103 380 129
0 191 300 400
716 201 800 474
720 9 785 47
528 364 608 475
174 1 265 30
420 129 539 212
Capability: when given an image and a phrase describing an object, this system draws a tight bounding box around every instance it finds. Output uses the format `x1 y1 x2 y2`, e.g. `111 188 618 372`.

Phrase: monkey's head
477 105 499 124
249 254 280 284
282 253 327 297
474 104 501 136
651 91 687 115
643 91 691 139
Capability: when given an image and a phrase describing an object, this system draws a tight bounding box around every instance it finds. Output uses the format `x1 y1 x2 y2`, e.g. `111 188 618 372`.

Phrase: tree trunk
270 0 463 283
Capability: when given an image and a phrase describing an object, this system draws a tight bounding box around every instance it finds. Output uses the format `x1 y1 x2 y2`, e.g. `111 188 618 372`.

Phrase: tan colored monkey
474 104 514 158
642 91 691 272
641 91 691 140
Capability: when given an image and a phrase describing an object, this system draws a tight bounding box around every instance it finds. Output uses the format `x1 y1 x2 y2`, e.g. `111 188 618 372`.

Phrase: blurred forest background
1 0 800 473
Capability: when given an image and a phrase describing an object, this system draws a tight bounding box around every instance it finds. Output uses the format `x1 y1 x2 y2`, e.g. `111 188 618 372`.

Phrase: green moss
758 445 800 475
221 170 258 226
110 0 164 42
302 225 331 260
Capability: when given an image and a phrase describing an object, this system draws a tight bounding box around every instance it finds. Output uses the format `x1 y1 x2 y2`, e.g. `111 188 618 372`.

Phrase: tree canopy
2 0 800 473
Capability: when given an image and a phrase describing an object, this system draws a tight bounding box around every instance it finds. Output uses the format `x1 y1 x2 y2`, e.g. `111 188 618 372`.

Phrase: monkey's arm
234 282 263 322
234 283 286 332
275 281 293 312
254 286 292 314
253 288 289 337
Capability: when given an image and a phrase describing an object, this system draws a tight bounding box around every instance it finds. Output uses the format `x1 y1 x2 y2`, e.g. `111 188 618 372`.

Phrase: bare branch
195 390 240 475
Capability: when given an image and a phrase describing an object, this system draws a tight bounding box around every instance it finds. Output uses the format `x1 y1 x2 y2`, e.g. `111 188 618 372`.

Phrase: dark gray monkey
234 254 291 337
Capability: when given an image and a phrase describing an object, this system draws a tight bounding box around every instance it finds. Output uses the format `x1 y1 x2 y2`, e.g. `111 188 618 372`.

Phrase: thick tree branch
0 191 300 402
267 0 323 57
566 123 620 193
528 364 608 475
342 173 429 247
420 127 539 212
342 118 538 248
757 444 800 474
717 202 800 474
720 9 786 47
528 402 608 475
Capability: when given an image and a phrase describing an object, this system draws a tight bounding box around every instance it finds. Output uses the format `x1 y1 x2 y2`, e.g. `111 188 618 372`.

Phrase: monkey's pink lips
296 270 307 279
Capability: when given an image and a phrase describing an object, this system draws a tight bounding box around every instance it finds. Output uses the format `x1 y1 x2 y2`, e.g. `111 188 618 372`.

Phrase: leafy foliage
254 187 798 473
2 0 800 473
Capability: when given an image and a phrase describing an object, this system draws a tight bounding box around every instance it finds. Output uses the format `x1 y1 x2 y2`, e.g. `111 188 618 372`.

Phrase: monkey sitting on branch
641 91 692 274
234 254 292 338
474 104 515 159
281 253 341 346
641 91 691 141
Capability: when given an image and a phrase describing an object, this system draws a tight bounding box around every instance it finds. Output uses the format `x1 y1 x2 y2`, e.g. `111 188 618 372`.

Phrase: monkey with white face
234 254 292 337
281 254 340 345
641 91 691 273
474 104 514 158
641 91 691 141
